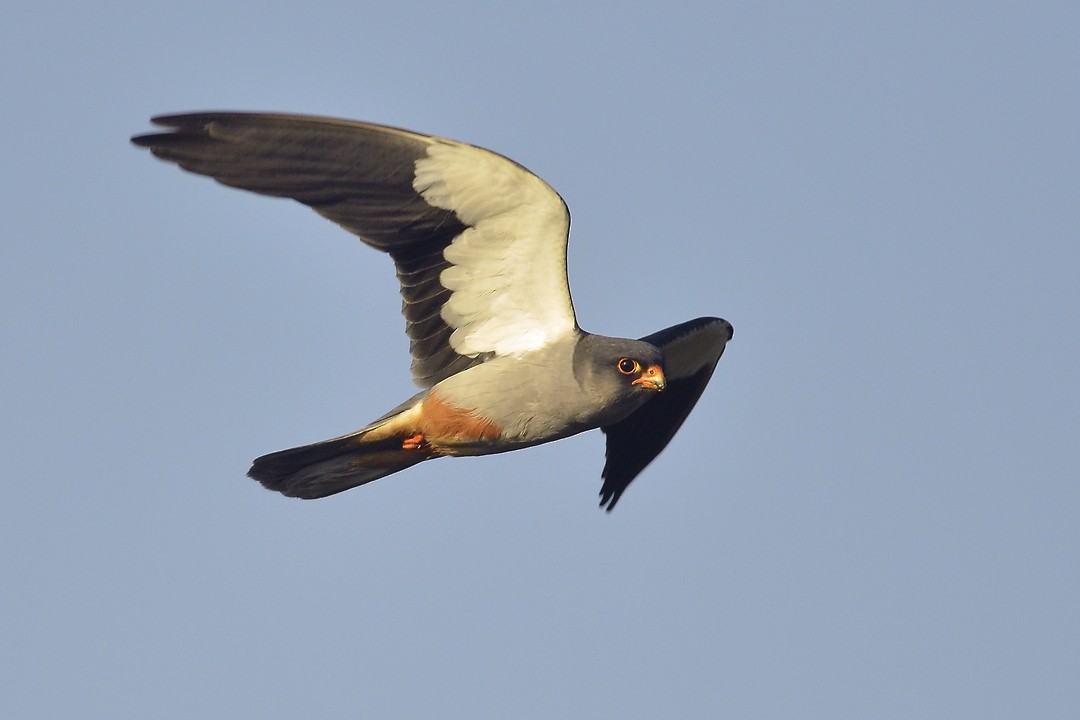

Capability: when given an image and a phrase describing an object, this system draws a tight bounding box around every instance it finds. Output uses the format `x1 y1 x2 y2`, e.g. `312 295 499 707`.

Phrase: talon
402 433 426 451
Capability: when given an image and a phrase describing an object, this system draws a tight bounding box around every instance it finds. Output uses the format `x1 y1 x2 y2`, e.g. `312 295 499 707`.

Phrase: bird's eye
617 358 640 375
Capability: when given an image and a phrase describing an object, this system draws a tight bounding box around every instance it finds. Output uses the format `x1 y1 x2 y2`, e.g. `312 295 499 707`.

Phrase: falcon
132 113 733 510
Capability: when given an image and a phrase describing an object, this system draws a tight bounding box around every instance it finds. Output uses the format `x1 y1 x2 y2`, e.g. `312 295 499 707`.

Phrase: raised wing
132 112 578 387
599 317 734 511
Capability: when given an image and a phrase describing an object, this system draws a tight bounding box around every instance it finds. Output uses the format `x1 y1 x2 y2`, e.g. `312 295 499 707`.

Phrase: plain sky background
3 1 1078 718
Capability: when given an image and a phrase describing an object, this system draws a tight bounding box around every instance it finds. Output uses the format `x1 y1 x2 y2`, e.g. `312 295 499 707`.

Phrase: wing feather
599 317 734 511
132 112 576 387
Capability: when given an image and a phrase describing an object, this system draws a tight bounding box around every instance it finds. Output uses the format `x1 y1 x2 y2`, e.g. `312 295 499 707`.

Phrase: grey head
572 333 667 428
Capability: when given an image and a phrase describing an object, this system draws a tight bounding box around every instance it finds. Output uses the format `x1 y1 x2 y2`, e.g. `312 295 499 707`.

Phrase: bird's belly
428 389 599 455
427 351 610 453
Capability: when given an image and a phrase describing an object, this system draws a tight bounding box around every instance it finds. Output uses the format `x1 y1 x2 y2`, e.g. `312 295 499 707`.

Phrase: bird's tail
248 400 428 499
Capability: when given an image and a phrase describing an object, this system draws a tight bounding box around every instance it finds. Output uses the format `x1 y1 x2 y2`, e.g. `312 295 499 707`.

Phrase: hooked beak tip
632 364 666 392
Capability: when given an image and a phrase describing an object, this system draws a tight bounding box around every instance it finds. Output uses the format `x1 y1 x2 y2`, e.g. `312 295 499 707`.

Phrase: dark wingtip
247 455 298 495
132 113 193 146
598 486 623 513
131 112 242 148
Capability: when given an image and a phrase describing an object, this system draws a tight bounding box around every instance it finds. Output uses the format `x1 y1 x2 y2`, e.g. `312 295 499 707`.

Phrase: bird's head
573 334 666 423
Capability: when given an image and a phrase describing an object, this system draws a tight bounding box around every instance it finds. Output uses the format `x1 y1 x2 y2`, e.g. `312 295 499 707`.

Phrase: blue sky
3 2 1078 718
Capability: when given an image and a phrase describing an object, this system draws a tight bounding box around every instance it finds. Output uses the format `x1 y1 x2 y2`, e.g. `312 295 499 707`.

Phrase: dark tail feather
248 430 424 499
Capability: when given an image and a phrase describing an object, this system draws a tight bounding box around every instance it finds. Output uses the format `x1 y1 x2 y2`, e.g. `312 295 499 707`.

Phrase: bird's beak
632 364 666 392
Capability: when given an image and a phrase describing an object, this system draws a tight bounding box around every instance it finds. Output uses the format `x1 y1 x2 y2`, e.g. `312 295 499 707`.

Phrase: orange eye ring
617 358 641 375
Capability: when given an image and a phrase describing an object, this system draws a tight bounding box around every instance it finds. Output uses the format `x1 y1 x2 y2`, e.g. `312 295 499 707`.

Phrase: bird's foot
402 433 427 451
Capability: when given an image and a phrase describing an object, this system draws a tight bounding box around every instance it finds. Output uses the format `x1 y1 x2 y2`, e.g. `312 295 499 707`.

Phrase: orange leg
402 433 427 451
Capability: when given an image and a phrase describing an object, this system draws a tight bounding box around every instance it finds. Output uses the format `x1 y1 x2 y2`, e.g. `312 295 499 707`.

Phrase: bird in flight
132 113 733 510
